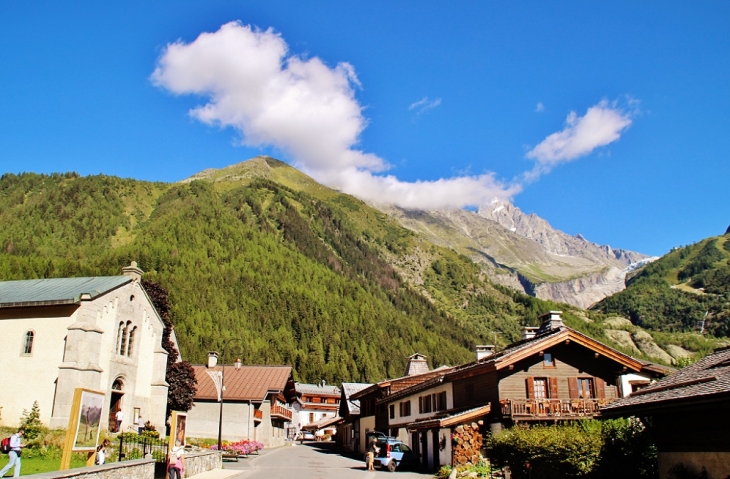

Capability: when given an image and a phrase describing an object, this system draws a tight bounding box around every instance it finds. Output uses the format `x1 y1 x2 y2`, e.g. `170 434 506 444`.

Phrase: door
432 429 440 470
420 431 428 468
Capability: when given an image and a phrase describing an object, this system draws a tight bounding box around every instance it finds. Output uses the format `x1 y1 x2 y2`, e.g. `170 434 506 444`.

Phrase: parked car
373 438 419 472
303 432 316 441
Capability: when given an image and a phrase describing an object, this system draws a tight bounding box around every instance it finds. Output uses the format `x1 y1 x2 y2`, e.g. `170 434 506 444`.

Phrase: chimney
122 261 144 282
207 351 219 368
404 353 430 376
522 326 539 341
476 345 495 361
538 311 564 333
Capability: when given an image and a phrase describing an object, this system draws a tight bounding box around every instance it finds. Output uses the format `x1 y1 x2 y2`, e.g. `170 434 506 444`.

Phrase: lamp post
216 338 243 452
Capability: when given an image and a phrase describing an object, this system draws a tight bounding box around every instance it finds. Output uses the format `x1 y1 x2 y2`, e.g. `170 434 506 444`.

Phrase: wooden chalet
377 311 668 471
601 346 730 479
446 311 666 431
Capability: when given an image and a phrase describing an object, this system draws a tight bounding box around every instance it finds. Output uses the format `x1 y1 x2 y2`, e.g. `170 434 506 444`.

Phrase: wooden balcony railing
500 398 614 420
270 405 293 421
253 409 263 421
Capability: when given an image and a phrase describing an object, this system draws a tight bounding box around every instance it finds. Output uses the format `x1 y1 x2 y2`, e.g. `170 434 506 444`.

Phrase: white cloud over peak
152 22 633 210
535 101 545 112
525 100 633 180
151 22 517 209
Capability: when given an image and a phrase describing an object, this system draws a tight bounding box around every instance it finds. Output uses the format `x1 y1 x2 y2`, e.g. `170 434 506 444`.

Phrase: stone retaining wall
19 450 221 479
22 459 154 479
181 450 222 477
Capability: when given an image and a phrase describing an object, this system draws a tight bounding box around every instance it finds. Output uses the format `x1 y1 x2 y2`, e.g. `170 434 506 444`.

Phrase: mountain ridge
0 157 718 381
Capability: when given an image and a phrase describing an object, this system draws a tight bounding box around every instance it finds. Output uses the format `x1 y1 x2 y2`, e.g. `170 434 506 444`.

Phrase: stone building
0 263 170 432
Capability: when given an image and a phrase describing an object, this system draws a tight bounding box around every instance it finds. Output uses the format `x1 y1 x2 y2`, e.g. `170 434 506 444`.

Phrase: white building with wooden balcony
187 361 296 448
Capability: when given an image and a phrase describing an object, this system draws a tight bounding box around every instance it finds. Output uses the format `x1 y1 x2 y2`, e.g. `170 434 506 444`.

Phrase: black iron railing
117 434 169 463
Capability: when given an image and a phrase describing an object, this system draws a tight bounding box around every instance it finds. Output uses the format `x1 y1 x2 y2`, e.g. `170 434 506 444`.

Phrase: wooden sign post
60 388 105 470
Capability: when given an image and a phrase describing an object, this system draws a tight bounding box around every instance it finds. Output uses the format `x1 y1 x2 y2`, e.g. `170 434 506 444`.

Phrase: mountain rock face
477 199 646 265
373 199 653 309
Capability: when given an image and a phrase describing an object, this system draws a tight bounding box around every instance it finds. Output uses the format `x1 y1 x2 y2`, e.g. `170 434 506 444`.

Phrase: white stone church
0 263 170 432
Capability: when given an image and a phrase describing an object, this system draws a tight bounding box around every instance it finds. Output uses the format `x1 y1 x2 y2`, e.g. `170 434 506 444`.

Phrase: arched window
23 331 34 355
126 326 137 357
119 321 131 355
116 322 124 355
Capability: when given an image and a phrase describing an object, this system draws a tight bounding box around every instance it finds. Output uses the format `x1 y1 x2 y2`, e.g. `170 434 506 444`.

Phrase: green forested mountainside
0 160 719 382
593 234 730 337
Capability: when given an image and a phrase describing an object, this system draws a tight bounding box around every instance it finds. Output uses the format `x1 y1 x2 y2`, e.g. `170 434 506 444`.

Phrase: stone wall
20 459 154 479
181 450 222 477
17 450 221 479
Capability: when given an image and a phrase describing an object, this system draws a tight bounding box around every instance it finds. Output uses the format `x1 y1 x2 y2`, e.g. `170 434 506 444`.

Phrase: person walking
0 428 25 477
115 409 123 433
167 439 185 479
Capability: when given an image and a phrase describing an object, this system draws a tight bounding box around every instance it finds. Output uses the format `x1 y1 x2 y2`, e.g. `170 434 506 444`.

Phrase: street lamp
215 338 243 452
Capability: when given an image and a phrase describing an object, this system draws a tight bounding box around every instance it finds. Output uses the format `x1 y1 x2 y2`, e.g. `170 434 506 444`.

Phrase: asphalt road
222 441 434 479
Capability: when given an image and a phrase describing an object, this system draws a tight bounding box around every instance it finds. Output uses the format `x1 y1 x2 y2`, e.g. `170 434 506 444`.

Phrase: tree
143 280 197 416
166 361 197 413
19 401 44 439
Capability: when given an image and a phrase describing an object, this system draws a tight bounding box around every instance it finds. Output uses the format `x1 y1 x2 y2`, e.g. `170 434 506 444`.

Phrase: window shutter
418 396 423 414
526 377 535 399
595 378 606 399
548 377 559 398
568 377 579 399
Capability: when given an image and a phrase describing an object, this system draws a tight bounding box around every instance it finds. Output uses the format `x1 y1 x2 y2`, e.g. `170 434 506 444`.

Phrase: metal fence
117 434 170 478
118 434 169 462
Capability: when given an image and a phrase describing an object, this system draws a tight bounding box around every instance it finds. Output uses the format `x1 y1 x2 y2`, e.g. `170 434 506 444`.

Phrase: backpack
1 437 11 454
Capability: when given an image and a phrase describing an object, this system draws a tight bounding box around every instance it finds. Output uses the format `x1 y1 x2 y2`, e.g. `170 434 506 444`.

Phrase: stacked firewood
451 421 484 467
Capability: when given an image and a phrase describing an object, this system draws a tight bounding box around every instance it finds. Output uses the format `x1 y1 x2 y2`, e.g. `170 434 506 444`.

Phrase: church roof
0 276 132 308
193 365 295 402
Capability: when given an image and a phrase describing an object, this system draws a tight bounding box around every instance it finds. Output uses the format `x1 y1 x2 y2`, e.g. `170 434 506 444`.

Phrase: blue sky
1 2 728 256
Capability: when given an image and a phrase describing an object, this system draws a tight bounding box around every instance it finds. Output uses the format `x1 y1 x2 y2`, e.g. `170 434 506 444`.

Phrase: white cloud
535 102 545 112
151 22 517 209
524 100 633 181
152 22 635 211
409 97 442 115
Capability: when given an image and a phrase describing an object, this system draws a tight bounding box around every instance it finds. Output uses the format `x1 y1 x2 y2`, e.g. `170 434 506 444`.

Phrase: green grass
0 455 89 476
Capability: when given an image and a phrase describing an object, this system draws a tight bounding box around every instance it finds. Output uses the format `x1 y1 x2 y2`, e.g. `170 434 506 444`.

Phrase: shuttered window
527 377 553 399
569 378 597 399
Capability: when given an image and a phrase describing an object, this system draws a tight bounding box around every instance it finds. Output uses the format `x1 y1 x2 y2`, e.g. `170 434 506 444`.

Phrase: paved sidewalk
187 443 288 479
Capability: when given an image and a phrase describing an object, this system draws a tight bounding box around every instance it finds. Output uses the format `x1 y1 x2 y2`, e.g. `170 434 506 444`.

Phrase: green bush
487 419 657 479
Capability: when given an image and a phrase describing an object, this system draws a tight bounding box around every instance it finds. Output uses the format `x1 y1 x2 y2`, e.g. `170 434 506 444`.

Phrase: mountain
592 231 730 337
371 199 653 309
0 158 720 381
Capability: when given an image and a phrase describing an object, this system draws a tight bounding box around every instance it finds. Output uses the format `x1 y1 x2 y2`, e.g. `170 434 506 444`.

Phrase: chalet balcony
270 404 293 421
253 409 263 422
500 398 615 420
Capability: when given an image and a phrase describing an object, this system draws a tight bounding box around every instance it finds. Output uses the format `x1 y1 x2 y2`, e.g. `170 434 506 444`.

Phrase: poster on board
168 411 187 449
73 390 105 450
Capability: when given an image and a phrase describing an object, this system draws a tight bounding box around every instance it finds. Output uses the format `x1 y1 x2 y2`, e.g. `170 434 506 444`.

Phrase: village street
221 442 432 479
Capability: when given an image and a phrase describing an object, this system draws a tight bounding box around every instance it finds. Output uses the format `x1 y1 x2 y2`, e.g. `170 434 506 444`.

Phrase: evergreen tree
19 401 44 439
